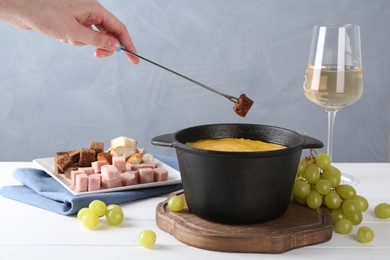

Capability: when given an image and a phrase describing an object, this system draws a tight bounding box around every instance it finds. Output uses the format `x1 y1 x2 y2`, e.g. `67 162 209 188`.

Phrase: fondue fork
118 45 253 117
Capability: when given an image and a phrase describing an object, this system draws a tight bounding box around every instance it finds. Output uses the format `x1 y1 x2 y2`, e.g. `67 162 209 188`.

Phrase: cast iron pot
152 123 323 224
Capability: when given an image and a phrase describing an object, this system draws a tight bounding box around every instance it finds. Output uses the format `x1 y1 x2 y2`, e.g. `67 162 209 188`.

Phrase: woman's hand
0 0 139 63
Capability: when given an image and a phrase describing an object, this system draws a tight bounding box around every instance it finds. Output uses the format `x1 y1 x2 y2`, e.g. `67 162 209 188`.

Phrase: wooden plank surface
156 190 332 253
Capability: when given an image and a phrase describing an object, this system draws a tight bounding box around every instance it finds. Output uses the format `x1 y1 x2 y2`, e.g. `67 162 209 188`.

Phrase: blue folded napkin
0 155 182 216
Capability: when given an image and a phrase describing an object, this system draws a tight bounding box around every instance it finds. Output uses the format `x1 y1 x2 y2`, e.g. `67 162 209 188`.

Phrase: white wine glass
303 24 363 184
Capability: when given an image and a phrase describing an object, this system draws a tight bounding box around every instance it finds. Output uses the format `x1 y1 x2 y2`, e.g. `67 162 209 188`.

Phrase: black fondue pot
152 123 323 224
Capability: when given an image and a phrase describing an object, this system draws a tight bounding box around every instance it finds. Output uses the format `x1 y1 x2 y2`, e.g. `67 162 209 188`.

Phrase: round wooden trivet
156 190 332 253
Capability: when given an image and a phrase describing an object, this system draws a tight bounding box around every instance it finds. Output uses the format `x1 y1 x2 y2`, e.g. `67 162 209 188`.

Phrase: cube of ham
139 168 155 184
91 161 109 173
125 163 133 171
101 165 121 180
71 169 83 185
101 178 122 189
76 173 88 192
94 173 102 182
121 171 139 186
112 156 126 173
154 167 169 182
88 174 101 191
131 163 157 170
78 166 94 175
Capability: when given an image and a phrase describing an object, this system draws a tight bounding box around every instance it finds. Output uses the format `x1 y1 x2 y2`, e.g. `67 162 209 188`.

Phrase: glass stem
326 110 338 158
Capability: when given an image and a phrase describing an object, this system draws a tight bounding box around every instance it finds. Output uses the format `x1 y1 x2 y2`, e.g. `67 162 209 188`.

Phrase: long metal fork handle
119 45 238 103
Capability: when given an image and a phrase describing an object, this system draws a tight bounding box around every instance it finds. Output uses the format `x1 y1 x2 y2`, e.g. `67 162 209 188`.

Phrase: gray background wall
0 0 389 162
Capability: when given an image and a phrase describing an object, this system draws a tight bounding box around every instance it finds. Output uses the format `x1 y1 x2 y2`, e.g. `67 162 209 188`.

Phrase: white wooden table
1 162 389 260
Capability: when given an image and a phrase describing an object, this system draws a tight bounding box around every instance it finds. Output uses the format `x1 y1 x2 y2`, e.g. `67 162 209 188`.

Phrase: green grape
347 211 363 225
336 185 356 200
353 195 369 212
81 212 99 229
324 191 342 209
89 200 107 217
168 195 185 212
139 229 157 248
315 179 332 195
293 180 311 198
322 165 341 187
297 158 309 176
334 219 353 234
357 226 375 243
290 191 295 201
306 190 323 209
315 153 332 170
341 199 360 215
374 202 390 219
331 208 347 224
107 204 123 212
105 208 124 226
293 195 307 205
302 164 320 184
77 207 90 221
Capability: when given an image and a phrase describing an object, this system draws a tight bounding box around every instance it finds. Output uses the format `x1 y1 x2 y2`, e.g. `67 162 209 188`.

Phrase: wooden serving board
156 190 333 253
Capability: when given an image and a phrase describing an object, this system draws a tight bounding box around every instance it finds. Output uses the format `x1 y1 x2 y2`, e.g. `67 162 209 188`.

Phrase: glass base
340 172 359 185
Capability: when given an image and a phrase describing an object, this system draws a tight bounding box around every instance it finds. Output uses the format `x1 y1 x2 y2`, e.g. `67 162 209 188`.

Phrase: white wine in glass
303 24 363 184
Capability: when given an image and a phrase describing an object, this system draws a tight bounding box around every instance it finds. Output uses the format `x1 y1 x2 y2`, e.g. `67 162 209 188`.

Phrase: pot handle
301 135 324 149
151 133 176 148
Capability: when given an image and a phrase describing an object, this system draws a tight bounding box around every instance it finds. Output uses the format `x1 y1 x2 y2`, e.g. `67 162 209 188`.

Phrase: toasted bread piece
90 141 104 158
68 149 80 163
126 152 144 164
55 153 73 173
54 152 67 173
79 148 96 167
110 146 137 159
97 152 113 164
142 153 156 164
64 164 79 179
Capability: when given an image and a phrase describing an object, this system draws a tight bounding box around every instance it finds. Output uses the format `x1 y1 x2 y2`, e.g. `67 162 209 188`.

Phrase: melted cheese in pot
186 138 286 152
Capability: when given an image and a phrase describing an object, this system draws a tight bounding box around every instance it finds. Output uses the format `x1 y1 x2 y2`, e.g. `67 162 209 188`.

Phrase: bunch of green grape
292 151 375 242
77 200 124 229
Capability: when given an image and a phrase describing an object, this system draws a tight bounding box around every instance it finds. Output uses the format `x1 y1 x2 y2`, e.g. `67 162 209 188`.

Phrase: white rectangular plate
33 157 182 196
